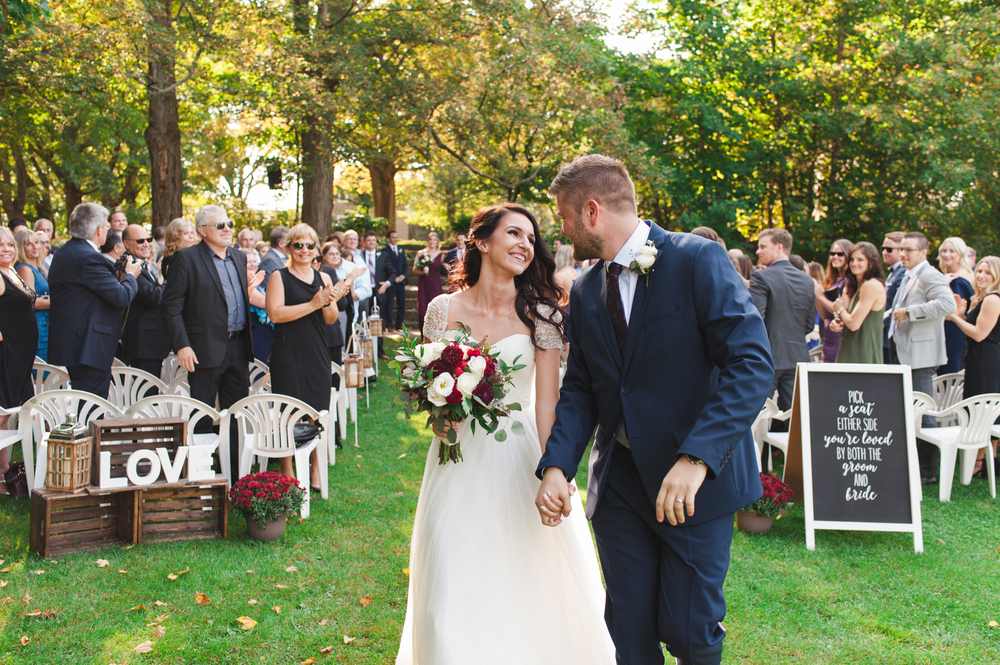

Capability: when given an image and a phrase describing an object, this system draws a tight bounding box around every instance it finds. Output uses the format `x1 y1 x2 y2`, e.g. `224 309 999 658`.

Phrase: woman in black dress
945 256 1000 476
0 226 39 481
266 224 350 489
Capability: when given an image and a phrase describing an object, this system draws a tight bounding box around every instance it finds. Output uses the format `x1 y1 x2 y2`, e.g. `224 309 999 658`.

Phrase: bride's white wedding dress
395 295 615 664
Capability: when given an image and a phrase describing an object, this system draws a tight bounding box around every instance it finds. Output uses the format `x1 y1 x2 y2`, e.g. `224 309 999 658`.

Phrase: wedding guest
881 232 906 364
7 217 27 232
413 232 444 330
266 224 347 489
319 245 361 391
945 256 1000 476
0 226 38 481
440 231 467 289
35 219 56 268
967 246 978 267
258 226 289 287
14 228 51 361
553 244 578 307
384 230 408 330
815 238 853 362
120 225 170 377
101 229 126 264
728 247 744 263
161 217 197 280
152 225 166 259
734 254 755 285
358 231 394 362
242 248 272 364
109 210 128 232
342 229 360 261
830 242 886 364
255 241 270 260
36 230 52 267
238 228 257 250
807 261 825 286
691 225 726 249
936 236 975 373
789 254 805 271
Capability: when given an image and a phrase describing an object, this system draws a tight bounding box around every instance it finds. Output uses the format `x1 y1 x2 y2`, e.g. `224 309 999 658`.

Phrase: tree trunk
64 180 83 222
300 117 334 239
0 145 29 220
144 0 184 228
368 158 398 230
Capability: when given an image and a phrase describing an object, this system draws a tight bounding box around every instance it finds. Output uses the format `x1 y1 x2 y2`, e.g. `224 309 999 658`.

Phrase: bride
396 203 615 664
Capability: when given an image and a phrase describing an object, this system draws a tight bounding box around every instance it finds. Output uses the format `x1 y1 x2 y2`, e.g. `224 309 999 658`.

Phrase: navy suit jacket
121 262 171 363
48 237 138 370
383 244 407 282
536 223 773 524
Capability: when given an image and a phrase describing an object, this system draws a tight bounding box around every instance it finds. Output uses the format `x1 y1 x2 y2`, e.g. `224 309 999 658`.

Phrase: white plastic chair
31 362 72 394
249 373 271 395
125 395 231 482
749 403 771 474
917 393 1000 501
112 357 127 368
0 406 23 470
108 366 168 411
759 399 791 472
160 353 185 384
230 394 329 518
166 372 190 396
331 362 350 439
248 360 269 387
912 391 936 433
932 371 965 426
18 390 124 489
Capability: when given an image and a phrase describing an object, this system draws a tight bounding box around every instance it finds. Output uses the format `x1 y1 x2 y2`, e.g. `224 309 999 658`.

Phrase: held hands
656 455 708 526
536 467 572 526
177 346 199 373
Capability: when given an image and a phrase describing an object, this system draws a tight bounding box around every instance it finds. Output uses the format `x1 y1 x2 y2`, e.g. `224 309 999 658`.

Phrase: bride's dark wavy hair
450 203 563 348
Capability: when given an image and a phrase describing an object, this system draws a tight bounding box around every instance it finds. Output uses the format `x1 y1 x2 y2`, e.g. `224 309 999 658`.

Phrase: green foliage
329 209 389 237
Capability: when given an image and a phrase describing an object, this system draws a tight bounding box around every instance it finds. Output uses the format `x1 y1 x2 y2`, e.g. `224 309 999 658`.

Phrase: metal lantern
369 301 384 337
46 414 93 493
344 354 365 389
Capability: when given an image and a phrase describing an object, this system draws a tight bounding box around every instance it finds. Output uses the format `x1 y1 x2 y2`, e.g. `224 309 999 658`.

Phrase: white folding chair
932 371 965 426
31 362 72 394
112 358 127 368
125 395 231 483
18 390 124 489
248 360 269 387
160 353 184 384
917 393 1000 501
108 366 168 411
230 394 329 518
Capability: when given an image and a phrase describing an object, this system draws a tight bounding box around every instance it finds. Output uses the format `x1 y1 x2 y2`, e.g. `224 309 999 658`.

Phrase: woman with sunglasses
829 242 886 364
814 238 854 363
14 228 50 361
936 236 976 374
266 224 350 489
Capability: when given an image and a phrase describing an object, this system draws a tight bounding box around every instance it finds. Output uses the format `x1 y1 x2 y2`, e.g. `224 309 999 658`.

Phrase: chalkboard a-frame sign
786 363 924 553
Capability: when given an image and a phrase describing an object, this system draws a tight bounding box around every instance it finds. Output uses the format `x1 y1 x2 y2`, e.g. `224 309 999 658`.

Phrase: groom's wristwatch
681 454 706 466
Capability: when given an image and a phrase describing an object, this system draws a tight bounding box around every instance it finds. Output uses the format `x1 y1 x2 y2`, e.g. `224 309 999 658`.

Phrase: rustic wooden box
30 489 139 559
139 478 229 544
90 418 187 487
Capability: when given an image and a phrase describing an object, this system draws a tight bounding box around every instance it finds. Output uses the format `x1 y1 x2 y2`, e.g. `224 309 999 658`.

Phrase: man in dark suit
536 155 773 665
749 227 816 415
162 205 260 477
383 230 408 330
439 231 467 291
258 226 289 287
120 224 170 378
881 231 906 364
358 231 394 362
48 203 141 398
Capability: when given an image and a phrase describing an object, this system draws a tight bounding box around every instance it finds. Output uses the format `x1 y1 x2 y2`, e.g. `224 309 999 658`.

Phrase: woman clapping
829 242 886 364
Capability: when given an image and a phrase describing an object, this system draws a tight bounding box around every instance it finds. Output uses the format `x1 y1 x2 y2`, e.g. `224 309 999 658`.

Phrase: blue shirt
212 251 246 332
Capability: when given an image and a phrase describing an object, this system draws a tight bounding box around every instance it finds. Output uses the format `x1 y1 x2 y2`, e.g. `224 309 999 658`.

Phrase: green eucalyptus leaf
511 421 525 436
494 429 507 442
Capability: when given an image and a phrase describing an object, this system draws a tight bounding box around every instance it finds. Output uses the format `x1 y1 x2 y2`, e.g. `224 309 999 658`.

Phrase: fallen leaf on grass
153 600 167 606
272 606 282 614
316 619 329 626
118 570 128 574
0 580 7 587
343 635 355 644
96 559 110 568
21 592 31 604
167 573 178 581
248 599 259 605
1 565 13 573
246 570 255 574
359 595 371 607
301 659 315 664
276 584 289 589
25 610 41 617
176 567 190 576
19 636 29 646
320 645 334 654
153 625 165 639
236 616 257 630
403 569 409 576
937 539 946 545
195 593 211 606
989 620 999 628
285 565 298 572
397 453 406 459
129 605 147 611
151 614 169 623
32 570 43 575
133 640 154 654
2 597 14 604
122 545 133 550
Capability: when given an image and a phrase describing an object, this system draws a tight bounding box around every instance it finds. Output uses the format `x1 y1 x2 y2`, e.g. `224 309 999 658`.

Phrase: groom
536 155 773 665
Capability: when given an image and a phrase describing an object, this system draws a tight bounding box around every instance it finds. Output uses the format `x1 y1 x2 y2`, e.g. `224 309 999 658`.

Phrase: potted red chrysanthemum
229 472 306 541
737 472 793 534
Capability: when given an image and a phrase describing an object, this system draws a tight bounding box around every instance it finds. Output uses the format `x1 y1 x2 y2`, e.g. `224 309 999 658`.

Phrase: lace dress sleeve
534 304 565 350
422 294 451 341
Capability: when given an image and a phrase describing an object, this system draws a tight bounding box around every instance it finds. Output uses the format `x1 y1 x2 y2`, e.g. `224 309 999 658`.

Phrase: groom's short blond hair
549 154 637 217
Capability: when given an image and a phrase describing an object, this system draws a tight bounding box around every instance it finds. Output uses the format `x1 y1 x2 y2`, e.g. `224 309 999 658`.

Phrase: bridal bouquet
415 251 432 271
389 325 525 464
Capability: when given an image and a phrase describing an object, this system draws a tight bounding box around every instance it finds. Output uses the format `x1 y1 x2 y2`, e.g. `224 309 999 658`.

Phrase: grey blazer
888 261 955 369
749 259 817 371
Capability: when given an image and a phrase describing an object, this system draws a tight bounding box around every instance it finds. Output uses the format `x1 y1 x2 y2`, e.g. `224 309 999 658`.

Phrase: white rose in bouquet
427 372 455 406
466 355 488 379
456 371 479 397
416 342 446 367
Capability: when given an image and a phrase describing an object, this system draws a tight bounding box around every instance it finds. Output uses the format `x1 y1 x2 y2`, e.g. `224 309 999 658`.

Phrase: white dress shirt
609 220 651 325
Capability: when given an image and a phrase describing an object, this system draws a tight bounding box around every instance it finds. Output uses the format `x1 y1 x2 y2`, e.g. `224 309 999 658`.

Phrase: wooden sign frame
784 363 923 553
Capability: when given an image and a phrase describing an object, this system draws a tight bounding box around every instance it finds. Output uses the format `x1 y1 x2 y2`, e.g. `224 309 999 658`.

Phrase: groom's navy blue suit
537 223 773 664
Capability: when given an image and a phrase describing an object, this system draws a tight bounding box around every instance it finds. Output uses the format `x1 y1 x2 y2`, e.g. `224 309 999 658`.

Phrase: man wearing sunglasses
120 224 171 377
163 205 264 478
881 232 906 363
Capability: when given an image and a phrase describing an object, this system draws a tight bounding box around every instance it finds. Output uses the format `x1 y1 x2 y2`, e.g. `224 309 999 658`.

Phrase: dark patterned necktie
606 262 627 356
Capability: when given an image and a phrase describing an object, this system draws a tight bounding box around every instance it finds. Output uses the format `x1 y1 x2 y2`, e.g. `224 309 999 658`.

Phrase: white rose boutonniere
629 240 658 287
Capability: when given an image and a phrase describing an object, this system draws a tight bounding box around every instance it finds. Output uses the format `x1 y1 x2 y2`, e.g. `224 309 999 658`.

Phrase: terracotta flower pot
246 514 288 541
736 510 774 534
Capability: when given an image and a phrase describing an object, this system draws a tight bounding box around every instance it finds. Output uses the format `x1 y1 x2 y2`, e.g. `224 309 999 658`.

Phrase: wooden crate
90 418 187 487
139 478 228 544
30 489 139 559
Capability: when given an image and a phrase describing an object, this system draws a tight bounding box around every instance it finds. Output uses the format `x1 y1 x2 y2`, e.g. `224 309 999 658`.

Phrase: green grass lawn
1 352 999 664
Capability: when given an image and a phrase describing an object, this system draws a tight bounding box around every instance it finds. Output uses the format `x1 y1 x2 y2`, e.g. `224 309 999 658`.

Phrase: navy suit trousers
591 445 730 665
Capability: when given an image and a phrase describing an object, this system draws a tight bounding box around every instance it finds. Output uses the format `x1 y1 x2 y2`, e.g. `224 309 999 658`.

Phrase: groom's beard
571 226 604 262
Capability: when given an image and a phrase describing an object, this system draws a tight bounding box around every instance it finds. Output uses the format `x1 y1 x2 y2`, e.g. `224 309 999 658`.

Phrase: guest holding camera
14 228 50 361
266 224 349 488
120 225 171 377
